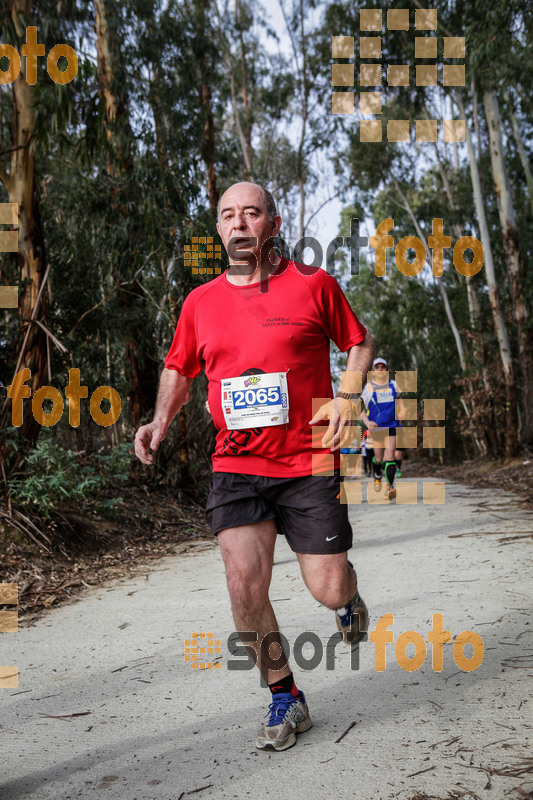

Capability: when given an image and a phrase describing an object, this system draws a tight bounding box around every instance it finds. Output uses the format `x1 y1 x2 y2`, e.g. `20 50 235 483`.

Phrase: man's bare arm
309 333 375 451
339 332 375 395
134 368 192 464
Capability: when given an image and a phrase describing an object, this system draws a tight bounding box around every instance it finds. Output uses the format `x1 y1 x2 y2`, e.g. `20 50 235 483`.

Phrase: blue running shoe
256 691 312 751
335 591 369 644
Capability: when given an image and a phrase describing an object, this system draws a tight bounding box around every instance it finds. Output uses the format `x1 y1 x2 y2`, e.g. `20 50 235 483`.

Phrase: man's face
216 183 281 270
373 363 388 381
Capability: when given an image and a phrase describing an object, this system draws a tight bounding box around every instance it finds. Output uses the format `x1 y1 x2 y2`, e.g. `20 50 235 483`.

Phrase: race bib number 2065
221 372 289 430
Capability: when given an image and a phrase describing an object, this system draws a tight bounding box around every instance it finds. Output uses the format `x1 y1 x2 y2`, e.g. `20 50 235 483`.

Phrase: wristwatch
336 391 361 400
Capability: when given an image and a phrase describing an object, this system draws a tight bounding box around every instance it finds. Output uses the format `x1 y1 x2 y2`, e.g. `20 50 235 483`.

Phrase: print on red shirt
164 259 366 477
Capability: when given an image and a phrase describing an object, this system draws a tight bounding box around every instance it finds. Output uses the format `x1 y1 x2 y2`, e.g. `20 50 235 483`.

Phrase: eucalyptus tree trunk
457 94 518 457
433 140 480 331
484 90 533 445
214 1 252 178
94 0 158 432
94 0 132 172
432 140 495 454
0 0 47 449
506 96 533 220
198 0 219 215
394 182 489 456
236 0 253 178
279 0 309 240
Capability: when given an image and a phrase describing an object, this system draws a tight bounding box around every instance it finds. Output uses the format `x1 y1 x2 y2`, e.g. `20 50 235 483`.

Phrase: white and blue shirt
362 379 400 427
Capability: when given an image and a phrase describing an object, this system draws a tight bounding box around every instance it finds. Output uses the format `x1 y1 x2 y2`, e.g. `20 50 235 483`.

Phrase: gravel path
1 478 532 800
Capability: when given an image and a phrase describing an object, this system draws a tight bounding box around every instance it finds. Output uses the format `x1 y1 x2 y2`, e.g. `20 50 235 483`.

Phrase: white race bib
221 372 289 430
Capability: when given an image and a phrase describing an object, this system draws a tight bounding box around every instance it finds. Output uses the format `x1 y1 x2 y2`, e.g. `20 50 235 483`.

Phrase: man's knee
226 566 270 610
308 570 353 609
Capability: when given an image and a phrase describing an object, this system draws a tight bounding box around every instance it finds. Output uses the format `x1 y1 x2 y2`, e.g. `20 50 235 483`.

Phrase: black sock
268 671 299 697
373 457 383 479
385 460 397 485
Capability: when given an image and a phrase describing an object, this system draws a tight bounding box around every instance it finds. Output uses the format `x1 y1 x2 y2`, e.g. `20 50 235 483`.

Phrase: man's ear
271 214 282 237
216 221 221 238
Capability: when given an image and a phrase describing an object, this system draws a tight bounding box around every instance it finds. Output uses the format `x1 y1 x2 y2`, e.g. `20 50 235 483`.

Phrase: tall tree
0 1 48 449
484 90 533 445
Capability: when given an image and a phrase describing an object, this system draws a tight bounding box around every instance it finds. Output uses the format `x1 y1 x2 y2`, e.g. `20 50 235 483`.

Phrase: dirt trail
1 478 532 800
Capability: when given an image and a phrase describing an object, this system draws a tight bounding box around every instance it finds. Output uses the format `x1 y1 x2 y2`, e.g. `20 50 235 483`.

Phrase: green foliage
8 438 132 519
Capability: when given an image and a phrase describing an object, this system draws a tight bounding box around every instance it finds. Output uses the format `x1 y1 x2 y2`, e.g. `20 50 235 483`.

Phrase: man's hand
309 397 358 452
367 420 379 429
396 398 407 421
134 421 168 465
134 368 192 465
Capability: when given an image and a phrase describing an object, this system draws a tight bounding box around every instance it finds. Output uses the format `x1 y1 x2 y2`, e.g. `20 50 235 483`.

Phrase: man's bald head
217 182 277 222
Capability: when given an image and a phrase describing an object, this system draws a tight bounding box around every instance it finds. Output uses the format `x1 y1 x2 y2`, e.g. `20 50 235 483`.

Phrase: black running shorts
206 470 353 555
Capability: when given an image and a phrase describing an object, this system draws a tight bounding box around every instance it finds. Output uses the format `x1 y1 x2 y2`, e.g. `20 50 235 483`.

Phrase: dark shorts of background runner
372 427 397 439
206 470 353 555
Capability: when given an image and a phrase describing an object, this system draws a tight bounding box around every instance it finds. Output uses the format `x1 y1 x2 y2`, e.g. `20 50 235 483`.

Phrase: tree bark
0 0 48 451
94 0 157 429
457 93 519 457
236 0 253 177
198 0 219 215
484 90 533 445
506 95 533 220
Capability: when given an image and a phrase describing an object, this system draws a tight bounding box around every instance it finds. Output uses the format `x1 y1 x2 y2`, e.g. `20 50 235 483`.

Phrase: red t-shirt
164 259 367 476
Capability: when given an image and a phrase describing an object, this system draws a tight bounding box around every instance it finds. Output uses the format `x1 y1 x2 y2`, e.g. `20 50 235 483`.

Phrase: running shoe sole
256 714 313 751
